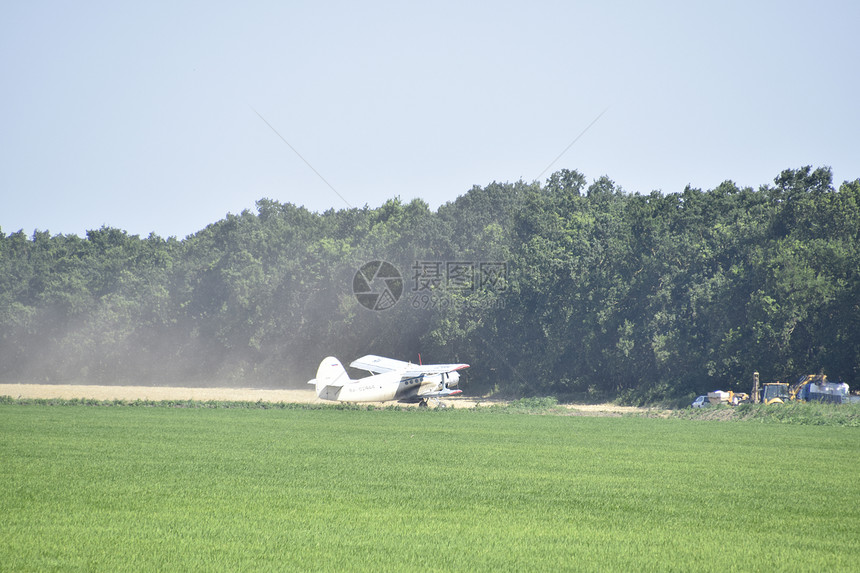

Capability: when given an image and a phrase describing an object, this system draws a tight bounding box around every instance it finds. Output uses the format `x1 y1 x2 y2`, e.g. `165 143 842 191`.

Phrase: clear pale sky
2 0 858 238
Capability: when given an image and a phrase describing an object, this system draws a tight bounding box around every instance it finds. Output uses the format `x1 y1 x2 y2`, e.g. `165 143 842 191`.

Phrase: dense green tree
1 166 857 401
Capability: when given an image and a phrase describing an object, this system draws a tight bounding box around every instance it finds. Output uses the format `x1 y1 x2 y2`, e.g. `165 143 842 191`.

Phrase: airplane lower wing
420 387 463 398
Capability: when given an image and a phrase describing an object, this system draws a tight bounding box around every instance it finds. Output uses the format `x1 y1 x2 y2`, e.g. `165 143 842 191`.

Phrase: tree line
1 166 858 403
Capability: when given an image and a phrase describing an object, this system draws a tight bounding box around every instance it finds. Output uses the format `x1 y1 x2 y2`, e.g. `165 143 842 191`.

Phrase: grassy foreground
1 406 858 571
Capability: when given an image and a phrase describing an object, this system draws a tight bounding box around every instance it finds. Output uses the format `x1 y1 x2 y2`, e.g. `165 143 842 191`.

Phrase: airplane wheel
437 402 447 409
418 401 428 408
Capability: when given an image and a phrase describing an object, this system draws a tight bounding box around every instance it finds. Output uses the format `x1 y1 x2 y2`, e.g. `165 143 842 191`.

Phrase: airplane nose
447 371 460 387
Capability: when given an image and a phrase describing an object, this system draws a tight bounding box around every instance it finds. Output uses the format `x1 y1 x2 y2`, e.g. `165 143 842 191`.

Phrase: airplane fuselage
319 374 458 403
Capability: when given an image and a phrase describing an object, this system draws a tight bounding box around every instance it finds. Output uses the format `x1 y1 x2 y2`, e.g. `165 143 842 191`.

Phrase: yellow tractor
759 382 791 404
752 371 790 404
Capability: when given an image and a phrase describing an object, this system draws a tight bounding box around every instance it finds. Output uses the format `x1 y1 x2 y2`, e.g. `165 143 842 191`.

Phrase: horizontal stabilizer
307 378 346 388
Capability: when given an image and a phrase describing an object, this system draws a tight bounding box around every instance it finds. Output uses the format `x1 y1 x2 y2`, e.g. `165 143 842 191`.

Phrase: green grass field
1 405 858 571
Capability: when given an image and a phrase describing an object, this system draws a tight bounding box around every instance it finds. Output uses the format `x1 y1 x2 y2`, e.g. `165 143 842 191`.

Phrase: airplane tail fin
308 356 351 397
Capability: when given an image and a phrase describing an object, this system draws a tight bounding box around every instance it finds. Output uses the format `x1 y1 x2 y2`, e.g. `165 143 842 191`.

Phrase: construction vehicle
707 390 750 406
752 372 851 405
759 382 791 404
791 374 850 403
751 371 790 404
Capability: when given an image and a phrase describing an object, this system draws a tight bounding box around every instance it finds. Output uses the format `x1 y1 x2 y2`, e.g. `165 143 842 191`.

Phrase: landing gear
418 398 448 408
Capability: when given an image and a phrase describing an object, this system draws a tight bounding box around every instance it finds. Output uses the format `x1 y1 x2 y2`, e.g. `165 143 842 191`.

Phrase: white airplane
308 354 468 407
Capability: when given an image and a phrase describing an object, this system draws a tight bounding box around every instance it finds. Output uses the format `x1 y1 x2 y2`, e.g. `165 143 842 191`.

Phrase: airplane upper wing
349 354 469 377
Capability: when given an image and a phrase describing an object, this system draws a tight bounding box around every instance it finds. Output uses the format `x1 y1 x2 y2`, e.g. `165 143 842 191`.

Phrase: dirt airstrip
0 384 648 415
